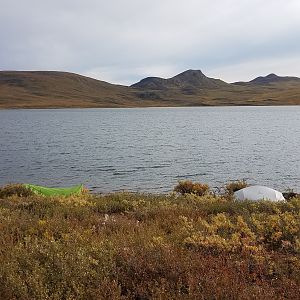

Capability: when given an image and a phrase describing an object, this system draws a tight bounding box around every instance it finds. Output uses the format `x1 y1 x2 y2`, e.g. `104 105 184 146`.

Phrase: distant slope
234 73 300 85
250 73 300 85
1 70 300 108
0 71 150 108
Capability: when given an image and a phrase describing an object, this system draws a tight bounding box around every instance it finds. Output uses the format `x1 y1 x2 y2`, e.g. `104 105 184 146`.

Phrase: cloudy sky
1 0 300 85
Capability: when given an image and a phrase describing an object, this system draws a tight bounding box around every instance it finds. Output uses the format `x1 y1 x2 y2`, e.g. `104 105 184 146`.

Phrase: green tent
24 184 84 197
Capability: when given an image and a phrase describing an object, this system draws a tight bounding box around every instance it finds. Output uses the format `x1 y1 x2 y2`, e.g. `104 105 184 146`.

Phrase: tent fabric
234 185 285 201
24 184 84 197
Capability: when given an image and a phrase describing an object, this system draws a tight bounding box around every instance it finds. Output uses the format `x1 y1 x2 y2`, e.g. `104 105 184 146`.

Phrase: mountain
132 69 229 90
234 73 300 85
132 70 300 106
250 73 300 85
1 70 300 108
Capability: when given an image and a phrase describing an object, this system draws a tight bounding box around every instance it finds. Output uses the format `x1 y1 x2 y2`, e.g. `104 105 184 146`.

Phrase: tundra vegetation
0 182 300 299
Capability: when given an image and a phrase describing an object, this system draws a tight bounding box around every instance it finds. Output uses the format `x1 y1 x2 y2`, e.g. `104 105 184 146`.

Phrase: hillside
1 70 300 108
0 71 154 109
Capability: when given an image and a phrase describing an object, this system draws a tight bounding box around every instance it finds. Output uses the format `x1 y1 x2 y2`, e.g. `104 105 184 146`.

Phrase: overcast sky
1 0 300 85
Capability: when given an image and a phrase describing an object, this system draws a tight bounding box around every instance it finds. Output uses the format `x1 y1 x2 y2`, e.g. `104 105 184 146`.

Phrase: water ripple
0 106 300 193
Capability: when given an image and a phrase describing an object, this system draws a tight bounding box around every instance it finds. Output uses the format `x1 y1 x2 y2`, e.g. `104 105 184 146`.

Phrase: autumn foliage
0 184 300 299
174 180 210 196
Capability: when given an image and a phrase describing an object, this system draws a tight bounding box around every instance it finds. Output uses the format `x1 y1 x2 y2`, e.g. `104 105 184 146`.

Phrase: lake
0 106 299 193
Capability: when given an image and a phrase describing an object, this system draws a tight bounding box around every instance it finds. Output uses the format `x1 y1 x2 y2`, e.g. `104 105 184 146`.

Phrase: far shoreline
1 104 300 110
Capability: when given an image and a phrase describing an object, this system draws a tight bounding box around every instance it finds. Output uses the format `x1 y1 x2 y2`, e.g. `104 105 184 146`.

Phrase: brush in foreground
0 184 300 299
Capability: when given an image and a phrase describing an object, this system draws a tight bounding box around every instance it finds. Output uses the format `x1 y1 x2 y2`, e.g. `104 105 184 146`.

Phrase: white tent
234 185 285 201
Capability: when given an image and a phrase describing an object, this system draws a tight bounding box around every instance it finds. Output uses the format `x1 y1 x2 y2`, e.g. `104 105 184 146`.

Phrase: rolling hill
1 70 300 108
0 71 144 108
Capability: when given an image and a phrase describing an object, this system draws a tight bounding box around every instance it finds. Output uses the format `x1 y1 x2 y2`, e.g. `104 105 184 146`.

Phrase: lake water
0 106 299 193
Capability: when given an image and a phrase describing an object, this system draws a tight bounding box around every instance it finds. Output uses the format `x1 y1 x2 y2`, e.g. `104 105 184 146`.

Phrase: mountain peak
170 69 228 89
265 73 279 79
174 69 205 77
132 69 228 90
171 69 206 83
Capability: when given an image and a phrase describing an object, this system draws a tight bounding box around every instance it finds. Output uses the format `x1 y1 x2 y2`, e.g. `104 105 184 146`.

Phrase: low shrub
0 184 34 198
174 180 210 196
283 190 300 201
225 180 248 195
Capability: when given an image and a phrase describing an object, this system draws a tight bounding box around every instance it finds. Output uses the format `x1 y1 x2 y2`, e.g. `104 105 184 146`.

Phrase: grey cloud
0 0 300 84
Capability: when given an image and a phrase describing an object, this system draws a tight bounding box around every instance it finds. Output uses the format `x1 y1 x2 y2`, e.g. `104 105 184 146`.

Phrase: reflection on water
0 106 299 193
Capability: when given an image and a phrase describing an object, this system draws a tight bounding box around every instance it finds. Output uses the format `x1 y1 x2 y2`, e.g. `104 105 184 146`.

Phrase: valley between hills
1 69 300 108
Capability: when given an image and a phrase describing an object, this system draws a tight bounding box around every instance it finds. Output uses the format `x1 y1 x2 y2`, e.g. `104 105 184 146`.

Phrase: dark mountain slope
250 73 300 85
132 69 229 90
234 73 300 86
169 69 229 89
